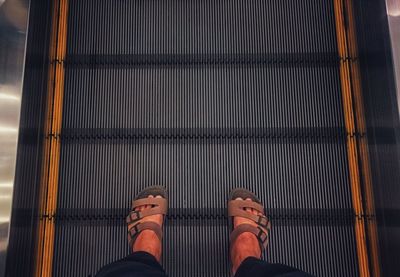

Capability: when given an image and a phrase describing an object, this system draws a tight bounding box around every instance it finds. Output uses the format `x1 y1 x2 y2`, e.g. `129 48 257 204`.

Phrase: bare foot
231 197 268 275
128 195 164 262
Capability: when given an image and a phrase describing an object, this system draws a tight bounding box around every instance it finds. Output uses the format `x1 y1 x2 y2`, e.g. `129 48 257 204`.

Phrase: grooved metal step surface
53 0 359 276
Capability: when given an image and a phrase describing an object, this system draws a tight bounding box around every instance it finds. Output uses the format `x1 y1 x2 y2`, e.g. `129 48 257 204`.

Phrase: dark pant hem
121 251 164 272
235 257 313 277
95 251 166 277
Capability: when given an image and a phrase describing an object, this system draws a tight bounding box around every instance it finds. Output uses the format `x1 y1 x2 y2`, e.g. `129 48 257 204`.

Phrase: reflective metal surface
0 0 29 275
386 0 400 116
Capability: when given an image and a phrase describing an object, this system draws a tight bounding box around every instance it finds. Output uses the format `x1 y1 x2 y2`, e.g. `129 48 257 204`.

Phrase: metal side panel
4 0 53 276
0 0 30 275
386 0 400 116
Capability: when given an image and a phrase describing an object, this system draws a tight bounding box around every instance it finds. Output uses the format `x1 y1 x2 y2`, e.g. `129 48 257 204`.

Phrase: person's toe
154 195 164 223
146 195 154 209
233 197 244 227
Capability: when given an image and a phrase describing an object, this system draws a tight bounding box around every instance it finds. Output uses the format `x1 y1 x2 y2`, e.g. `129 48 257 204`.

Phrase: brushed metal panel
386 0 400 117
0 0 29 275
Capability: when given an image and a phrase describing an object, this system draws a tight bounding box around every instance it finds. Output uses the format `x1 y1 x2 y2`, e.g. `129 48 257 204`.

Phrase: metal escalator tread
53 0 359 276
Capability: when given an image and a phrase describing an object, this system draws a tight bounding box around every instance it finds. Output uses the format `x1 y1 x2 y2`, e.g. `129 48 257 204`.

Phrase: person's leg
96 251 166 277
234 257 312 277
96 189 168 277
229 189 313 277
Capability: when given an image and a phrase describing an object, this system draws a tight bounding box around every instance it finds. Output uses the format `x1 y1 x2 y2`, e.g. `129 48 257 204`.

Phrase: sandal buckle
129 210 141 223
257 215 268 228
257 227 268 243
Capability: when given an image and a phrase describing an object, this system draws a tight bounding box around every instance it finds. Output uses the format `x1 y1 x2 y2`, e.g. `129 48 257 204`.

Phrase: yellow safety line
343 1 381 275
35 0 68 276
34 0 59 275
333 0 381 276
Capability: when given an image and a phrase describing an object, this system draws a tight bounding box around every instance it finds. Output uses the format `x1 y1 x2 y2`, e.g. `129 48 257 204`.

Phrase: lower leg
230 197 264 274
130 195 164 262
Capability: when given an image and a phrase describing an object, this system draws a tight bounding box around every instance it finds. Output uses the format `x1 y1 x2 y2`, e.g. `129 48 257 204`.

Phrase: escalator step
54 141 356 276
53 218 359 276
57 142 352 211
62 66 344 130
66 0 338 55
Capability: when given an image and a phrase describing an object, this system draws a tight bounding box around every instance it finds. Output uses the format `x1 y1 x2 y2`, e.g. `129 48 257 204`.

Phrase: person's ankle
231 232 261 274
132 230 162 261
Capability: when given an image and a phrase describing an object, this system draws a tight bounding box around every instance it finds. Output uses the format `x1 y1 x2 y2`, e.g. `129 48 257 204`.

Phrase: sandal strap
132 198 168 210
228 200 269 228
126 198 168 225
228 199 264 214
230 223 271 250
127 221 163 249
228 198 271 251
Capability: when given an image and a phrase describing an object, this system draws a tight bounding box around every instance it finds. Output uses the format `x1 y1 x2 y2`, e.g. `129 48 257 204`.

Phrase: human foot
126 187 168 262
228 190 270 275
130 195 164 260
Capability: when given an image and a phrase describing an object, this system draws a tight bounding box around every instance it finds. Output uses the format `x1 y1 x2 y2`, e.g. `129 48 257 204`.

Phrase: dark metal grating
52 0 359 276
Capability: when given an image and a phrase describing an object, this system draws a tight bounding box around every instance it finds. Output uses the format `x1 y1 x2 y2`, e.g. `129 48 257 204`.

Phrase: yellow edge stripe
345 1 381 276
344 0 381 275
333 0 372 276
334 0 382 276
34 0 59 275
35 0 68 276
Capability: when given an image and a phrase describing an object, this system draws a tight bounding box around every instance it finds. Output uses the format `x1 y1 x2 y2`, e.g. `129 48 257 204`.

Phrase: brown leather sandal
228 188 271 252
126 186 168 250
